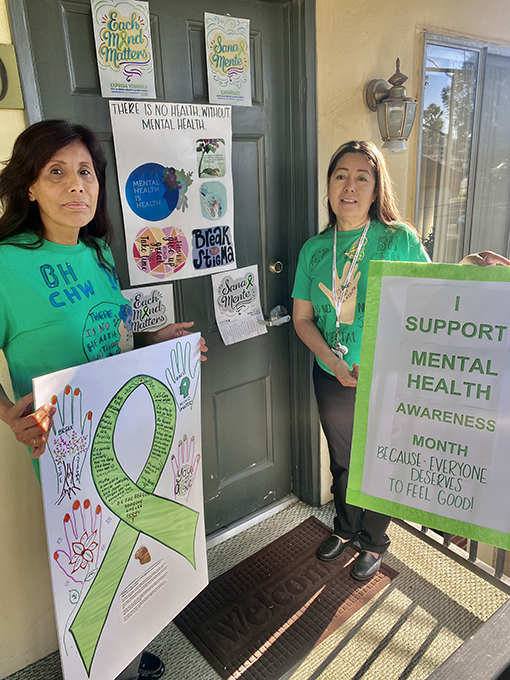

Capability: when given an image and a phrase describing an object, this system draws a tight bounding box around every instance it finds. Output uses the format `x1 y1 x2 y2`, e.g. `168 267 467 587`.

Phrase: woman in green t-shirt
0 119 207 680
292 140 430 581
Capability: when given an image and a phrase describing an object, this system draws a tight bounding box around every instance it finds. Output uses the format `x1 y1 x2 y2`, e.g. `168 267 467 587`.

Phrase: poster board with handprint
33 334 206 680
110 100 236 285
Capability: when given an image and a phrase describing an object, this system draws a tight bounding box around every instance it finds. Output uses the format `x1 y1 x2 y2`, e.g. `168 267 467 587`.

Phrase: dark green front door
12 0 299 532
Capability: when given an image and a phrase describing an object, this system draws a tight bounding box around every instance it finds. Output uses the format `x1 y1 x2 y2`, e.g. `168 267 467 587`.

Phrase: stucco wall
0 3 58 678
316 0 510 229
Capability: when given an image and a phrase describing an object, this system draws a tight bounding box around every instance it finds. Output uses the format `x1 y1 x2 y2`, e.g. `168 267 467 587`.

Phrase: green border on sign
348 261 510 550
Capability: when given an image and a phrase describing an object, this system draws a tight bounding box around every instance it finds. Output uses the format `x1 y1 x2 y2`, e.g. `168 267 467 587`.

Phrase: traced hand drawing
171 434 200 501
47 385 93 505
165 340 201 411
53 499 102 655
54 499 102 584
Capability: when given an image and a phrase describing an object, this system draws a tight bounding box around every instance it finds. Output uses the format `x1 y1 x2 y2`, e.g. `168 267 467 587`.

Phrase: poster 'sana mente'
91 0 156 99
110 100 236 285
34 335 207 680
211 265 267 345
348 262 510 550
205 12 251 107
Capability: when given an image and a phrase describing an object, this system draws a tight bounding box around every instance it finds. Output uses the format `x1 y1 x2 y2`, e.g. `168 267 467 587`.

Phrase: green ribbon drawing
69 375 199 674
245 273 254 290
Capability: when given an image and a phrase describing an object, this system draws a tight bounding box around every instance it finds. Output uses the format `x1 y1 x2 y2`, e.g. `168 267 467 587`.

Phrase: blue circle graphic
125 163 179 221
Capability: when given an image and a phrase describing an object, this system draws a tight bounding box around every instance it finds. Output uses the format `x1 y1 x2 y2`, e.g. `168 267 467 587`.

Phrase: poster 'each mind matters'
205 12 251 107
91 0 156 99
110 100 236 285
33 335 207 680
348 262 510 550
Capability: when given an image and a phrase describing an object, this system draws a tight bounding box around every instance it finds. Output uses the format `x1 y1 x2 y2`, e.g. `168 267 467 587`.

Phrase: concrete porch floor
4 499 508 680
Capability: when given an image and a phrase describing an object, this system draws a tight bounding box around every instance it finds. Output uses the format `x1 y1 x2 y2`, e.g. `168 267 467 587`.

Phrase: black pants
313 362 391 554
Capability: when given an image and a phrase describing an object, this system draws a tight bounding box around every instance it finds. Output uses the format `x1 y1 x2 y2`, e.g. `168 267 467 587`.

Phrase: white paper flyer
211 265 267 345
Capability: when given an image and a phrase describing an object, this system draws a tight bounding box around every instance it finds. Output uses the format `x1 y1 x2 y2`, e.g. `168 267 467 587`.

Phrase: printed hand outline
171 434 200 501
47 385 93 505
177 194 189 212
165 340 201 411
318 261 361 326
53 499 102 585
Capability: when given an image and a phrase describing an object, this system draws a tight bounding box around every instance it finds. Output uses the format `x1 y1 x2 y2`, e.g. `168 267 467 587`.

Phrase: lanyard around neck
332 219 370 330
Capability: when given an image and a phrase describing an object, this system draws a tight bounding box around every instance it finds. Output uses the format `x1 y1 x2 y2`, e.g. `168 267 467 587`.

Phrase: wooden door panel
214 375 273 483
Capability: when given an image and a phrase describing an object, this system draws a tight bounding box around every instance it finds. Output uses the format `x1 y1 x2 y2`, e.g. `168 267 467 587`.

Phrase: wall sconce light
365 58 417 154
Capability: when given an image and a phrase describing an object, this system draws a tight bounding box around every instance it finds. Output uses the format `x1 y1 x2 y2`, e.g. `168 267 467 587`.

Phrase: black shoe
317 534 356 562
138 652 165 679
350 551 382 581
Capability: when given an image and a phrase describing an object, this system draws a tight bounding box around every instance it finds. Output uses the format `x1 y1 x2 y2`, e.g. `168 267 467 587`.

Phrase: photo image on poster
200 182 227 220
205 12 251 107
133 225 188 279
91 0 156 99
196 138 226 177
34 336 207 680
126 163 193 221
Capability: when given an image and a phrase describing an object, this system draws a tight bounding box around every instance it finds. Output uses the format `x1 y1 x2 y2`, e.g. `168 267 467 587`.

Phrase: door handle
258 304 291 327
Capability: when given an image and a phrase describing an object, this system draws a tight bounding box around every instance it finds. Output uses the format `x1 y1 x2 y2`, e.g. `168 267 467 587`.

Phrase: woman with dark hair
0 119 206 680
292 140 430 581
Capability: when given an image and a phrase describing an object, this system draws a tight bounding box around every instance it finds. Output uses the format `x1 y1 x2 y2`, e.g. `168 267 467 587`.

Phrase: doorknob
269 260 284 274
258 304 291 327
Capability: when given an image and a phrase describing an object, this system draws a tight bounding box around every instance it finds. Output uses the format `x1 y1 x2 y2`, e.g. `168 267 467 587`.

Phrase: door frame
8 0 321 508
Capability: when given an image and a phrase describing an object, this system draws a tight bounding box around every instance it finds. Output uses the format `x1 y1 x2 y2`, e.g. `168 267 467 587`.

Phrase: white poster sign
110 100 236 285
34 335 207 680
121 285 175 333
211 265 267 345
349 262 510 549
91 0 156 99
205 12 251 107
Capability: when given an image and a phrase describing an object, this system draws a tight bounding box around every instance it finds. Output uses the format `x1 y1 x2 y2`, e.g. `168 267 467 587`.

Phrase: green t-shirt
0 234 133 477
292 220 430 373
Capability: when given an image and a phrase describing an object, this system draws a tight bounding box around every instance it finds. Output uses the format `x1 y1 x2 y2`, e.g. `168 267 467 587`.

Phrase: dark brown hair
0 119 113 267
326 140 416 233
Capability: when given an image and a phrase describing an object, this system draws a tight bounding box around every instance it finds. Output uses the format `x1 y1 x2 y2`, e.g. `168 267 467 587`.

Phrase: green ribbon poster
34 336 207 680
70 375 198 672
348 262 510 549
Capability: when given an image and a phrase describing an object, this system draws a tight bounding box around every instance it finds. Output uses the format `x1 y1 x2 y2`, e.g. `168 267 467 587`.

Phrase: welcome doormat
175 516 398 680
